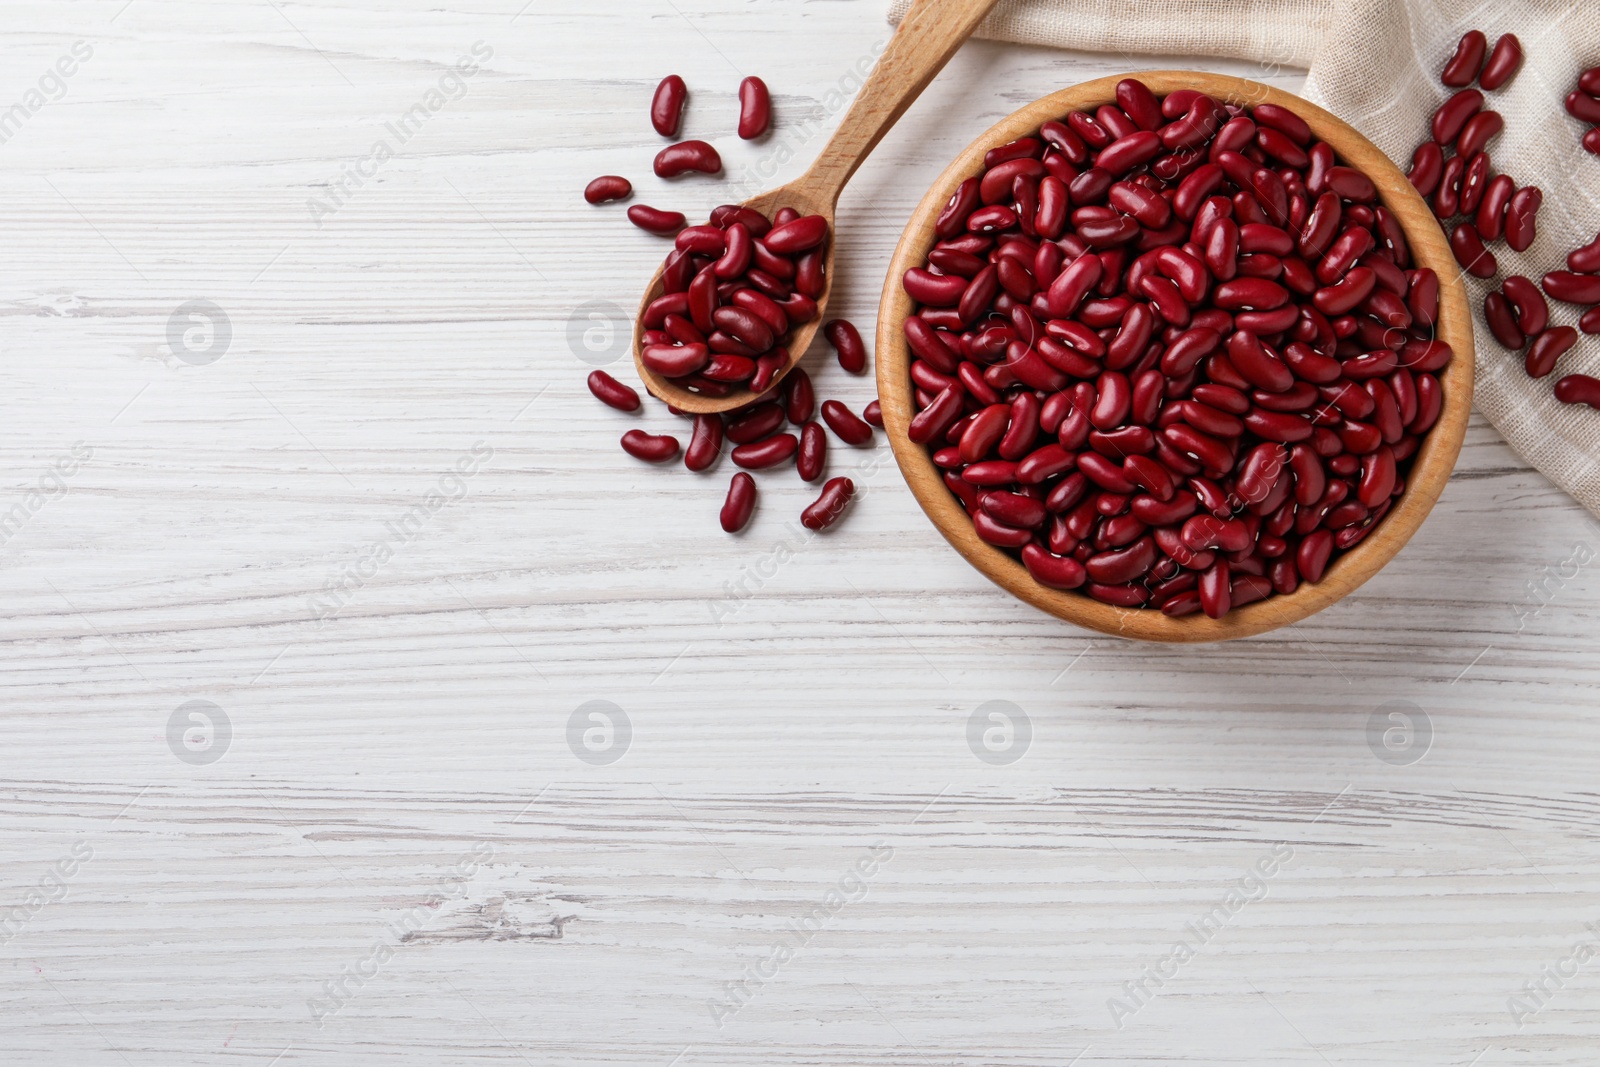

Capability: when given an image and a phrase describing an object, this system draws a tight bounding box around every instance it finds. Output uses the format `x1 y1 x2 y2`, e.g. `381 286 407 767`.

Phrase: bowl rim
874 70 1475 643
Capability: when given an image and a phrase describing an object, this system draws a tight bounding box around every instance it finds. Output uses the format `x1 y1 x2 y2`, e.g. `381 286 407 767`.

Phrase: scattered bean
801 477 855 531
738 76 771 139
588 370 641 411
628 204 687 235
621 429 680 462
651 75 687 138
654 140 722 178
584 176 632 204
1554 374 1600 410
1526 327 1578 379
720 472 757 531
1478 34 1523 90
1440 30 1487 88
825 319 867 373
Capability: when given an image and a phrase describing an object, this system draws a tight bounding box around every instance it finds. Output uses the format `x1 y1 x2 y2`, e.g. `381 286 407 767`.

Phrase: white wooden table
4 2 1599 1064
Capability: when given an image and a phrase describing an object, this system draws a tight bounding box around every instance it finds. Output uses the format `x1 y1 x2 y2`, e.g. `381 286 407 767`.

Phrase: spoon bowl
629 0 1003 415
630 184 837 415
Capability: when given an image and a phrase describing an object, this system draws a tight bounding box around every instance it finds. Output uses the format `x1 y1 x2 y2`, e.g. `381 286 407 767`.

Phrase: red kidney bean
964 460 1020 487
677 225 726 255
643 342 710 378
713 305 774 351
1315 227 1373 285
588 370 641 412
718 472 757 531
903 268 967 307
1505 186 1541 252
1542 271 1600 305
1525 327 1578 379
1253 103 1311 146
731 432 798 469
1570 234 1600 273
726 402 784 445
1478 33 1522 90
585 175 632 205
1197 560 1231 618
1456 111 1502 159
1067 112 1113 150
1440 30 1487 87
1566 91 1600 123
1450 223 1496 278
797 421 827 482
777 370 813 426
1408 142 1444 198
621 429 679 462
986 137 1044 168
1313 266 1376 315
651 75 687 137
628 204 687 235
1214 277 1289 311
936 178 980 239
959 404 1007 464
791 250 824 300
1474 173 1515 241
1016 444 1075 485
1096 131 1162 176
1581 67 1600 96
1324 166 1376 203
1021 543 1088 589
796 476 851 531
1357 446 1396 508
684 414 724 472
823 399 875 445
1501 276 1548 336
974 509 1033 548
1588 129 1600 155
997 393 1040 462
1116 79 1162 132
1433 89 1483 144
821 319 867 373
713 223 754 280
654 140 722 178
732 291 788 339
1295 529 1331 582
765 215 828 255
1086 536 1157 584
1432 155 1464 218
737 76 771 139
1458 152 1491 217
981 490 1047 530
1244 408 1313 442
1483 292 1524 350
1227 331 1294 393
862 400 883 427
1584 307 1600 334
1555 374 1600 410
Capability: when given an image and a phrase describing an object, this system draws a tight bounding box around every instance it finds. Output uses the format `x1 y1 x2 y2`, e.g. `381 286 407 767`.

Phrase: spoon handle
800 0 1003 199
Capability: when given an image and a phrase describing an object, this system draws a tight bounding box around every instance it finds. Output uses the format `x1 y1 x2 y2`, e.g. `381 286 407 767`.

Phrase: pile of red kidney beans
584 74 874 534
902 77 1451 619
1411 31 1600 408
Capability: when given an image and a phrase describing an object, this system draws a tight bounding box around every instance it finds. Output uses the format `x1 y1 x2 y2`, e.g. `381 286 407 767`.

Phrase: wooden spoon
631 0 1003 415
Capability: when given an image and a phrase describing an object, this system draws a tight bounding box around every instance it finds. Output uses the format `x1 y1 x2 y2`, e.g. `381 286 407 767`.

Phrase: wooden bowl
875 71 1473 643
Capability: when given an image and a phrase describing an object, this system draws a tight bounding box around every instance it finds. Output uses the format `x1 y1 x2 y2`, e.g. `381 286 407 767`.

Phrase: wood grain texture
877 71 1474 642
2 1 1599 1065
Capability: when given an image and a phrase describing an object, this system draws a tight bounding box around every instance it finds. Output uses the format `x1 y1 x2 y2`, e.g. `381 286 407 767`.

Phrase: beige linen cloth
889 0 1600 516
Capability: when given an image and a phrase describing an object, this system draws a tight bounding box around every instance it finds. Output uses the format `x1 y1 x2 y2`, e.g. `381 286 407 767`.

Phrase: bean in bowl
901 79 1452 619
